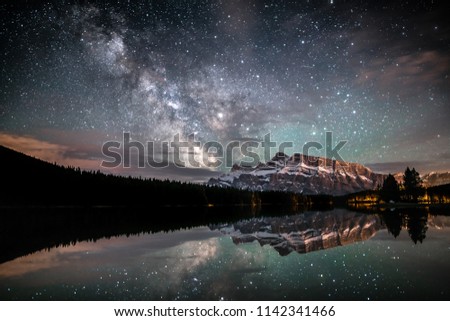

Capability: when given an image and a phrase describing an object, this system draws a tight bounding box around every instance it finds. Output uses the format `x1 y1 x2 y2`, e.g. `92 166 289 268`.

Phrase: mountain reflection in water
0 206 448 264
1 207 449 300
212 210 380 256
212 208 450 256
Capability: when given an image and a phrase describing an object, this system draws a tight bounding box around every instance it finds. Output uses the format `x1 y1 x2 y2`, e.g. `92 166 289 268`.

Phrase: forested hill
0 145 299 207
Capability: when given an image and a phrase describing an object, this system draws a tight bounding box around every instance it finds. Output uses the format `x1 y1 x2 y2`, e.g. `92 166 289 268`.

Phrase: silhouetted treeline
1 205 442 265
345 167 450 206
0 145 338 263
0 145 314 207
0 205 278 264
379 208 429 244
427 183 450 203
345 184 450 206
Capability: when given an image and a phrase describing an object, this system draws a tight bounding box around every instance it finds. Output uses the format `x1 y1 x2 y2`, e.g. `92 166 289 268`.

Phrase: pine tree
380 174 400 202
403 167 423 202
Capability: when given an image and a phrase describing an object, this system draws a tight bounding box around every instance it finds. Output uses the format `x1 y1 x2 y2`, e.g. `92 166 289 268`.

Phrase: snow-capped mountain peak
208 153 386 195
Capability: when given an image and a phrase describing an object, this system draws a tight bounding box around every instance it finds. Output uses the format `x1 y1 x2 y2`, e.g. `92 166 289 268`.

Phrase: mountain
0 145 243 206
393 171 450 187
208 152 386 196
421 172 450 187
212 210 450 256
0 145 297 207
212 210 382 256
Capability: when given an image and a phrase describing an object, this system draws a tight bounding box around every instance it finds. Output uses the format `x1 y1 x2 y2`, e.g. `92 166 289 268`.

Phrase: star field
1 223 450 300
0 0 449 179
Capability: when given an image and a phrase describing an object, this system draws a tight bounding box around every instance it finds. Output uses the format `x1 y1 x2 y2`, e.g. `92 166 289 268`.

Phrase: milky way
1 0 449 180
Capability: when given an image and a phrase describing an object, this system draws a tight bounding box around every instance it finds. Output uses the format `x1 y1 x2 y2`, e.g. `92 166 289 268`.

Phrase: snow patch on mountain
208 152 386 195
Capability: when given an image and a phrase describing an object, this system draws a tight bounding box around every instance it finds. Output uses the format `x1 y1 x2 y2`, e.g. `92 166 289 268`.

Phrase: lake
0 207 449 300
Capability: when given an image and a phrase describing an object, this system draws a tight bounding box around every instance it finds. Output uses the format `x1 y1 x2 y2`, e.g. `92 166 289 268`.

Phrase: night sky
1 0 449 181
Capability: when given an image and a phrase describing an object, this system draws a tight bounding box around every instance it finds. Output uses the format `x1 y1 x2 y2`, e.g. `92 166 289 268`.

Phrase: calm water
0 208 449 300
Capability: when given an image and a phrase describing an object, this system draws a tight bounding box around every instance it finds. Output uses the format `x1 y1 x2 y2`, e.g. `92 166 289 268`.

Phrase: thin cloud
356 50 449 93
366 160 448 174
0 132 101 170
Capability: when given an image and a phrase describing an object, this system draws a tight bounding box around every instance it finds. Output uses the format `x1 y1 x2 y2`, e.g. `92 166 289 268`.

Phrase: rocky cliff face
208 152 386 195
212 210 382 256
213 211 449 256
419 172 450 187
427 215 450 229
394 171 450 187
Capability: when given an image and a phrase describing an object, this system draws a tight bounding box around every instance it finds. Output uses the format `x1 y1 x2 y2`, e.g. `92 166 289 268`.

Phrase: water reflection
212 210 382 256
0 206 257 264
380 208 441 244
214 208 450 255
0 208 449 300
0 206 448 264
0 228 222 279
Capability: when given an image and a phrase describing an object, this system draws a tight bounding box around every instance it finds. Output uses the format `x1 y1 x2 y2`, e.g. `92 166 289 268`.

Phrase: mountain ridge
209 152 450 196
208 152 386 196
394 171 450 187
